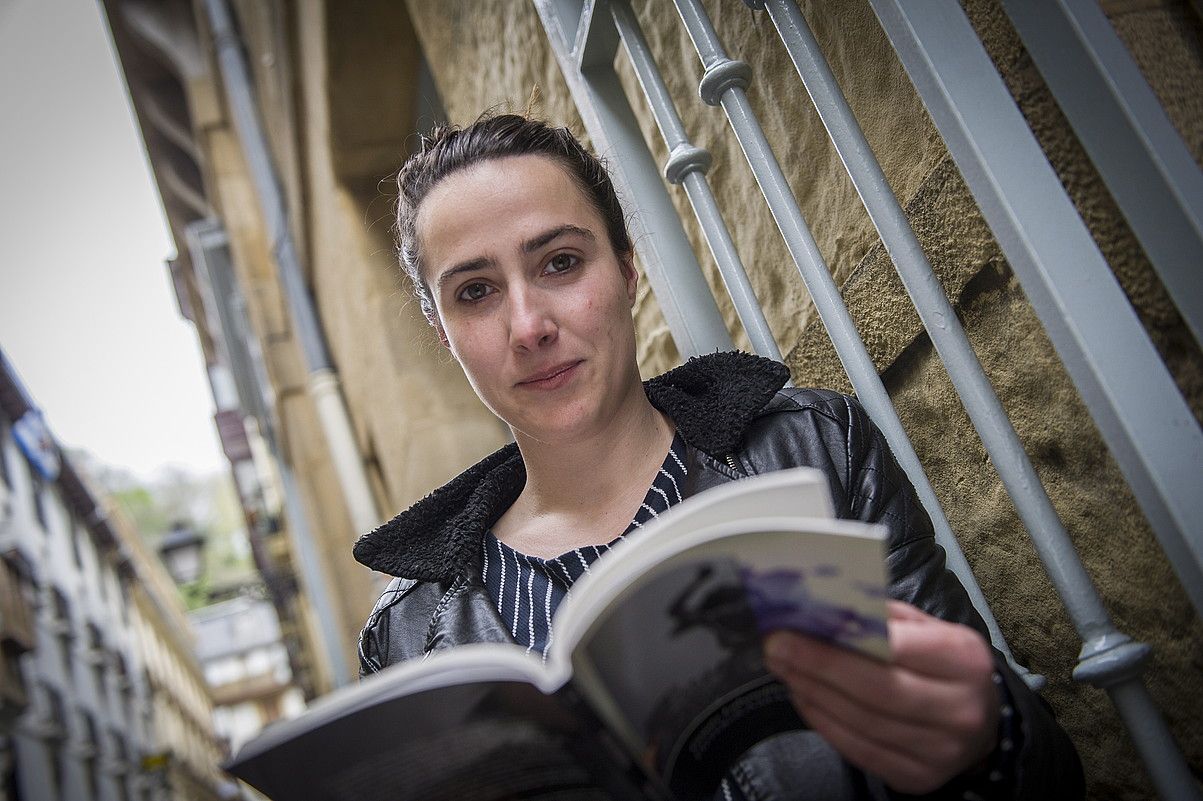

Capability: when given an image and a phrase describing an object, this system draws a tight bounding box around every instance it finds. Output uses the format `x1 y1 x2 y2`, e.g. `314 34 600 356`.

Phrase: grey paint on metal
188 222 273 430
868 2 1200 796
1107 679 1203 801
610 0 782 361
666 0 1015 669
203 0 371 688
204 0 331 374
867 0 1203 622
1002 0 1203 347
185 220 353 690
765 0 1121 688
274 462 351 686
534 0 734 358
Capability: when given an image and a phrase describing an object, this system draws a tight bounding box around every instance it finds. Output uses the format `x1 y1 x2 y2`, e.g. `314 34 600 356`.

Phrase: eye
456 282 494 303
544 253 579 275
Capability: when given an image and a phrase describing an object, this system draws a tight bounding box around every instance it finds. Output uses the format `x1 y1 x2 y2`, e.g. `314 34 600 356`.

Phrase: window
50 589 72 677
50 589 70 631
37 683 66 794
85 623 106 705
0 420 11 489
0 554 35 713
0 554 35 654
78 709 99 798
246 647 271 676
69 522 83 569
113 654 132 720
42 684 65 732
112 735 133 801
31 476 46 531
118 581 129 625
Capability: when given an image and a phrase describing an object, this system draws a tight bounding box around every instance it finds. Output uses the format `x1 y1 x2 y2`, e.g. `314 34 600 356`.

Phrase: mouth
516 360 583 390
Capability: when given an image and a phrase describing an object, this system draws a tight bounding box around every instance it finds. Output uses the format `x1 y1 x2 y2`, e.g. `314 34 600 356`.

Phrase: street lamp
158 522 205 585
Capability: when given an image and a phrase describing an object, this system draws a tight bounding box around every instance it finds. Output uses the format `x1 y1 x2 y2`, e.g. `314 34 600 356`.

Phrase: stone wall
403 0 1203 797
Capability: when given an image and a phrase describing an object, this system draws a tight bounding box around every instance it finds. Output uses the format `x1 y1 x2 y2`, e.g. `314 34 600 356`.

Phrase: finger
886 599 932 623
765 633 970 725
786 671 971 769
797 692 947 795
890 617 996 681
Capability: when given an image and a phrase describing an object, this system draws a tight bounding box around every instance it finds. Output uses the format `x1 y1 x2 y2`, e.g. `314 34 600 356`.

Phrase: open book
226 468 889 801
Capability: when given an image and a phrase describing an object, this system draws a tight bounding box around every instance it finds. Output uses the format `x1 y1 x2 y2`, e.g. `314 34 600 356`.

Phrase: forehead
415 155 603 275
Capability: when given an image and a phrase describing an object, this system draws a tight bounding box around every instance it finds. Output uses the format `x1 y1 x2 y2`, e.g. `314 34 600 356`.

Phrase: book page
235 681 605 801
553 468 836 652
563 519 888 800
226 646 618 801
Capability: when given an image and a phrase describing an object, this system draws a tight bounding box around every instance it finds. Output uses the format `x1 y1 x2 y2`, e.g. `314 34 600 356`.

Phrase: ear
423 300 451 348
431 318 451 349
621 254 638 307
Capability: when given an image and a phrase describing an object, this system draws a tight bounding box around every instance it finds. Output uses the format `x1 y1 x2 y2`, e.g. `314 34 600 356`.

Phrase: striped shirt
481 432 688 661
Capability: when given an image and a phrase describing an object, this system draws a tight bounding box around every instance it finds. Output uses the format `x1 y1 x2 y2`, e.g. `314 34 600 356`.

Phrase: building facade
190 596 306 757
101 1 1203 798
0 349 229 801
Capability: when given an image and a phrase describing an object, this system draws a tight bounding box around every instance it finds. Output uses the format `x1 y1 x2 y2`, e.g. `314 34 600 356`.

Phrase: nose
507 286 558 351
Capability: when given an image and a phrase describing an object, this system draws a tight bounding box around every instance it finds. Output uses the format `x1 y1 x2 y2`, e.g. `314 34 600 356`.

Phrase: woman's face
416 154 642 444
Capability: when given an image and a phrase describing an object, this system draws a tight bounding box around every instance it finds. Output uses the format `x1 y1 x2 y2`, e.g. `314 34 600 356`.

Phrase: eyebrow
523 224 595 253
435 256 494 291
434 224 597 291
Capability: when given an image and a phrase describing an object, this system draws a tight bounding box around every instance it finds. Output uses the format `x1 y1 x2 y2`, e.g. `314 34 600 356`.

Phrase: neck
513 382 675 516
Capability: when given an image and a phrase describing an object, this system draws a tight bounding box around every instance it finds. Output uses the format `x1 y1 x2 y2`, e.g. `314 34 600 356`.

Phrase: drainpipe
203 0 380 685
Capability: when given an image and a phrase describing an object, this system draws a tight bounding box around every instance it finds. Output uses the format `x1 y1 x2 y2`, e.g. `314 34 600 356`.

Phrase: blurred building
190 596 305 757
100 0 500 697
0 348 229 801
99 0 1203 797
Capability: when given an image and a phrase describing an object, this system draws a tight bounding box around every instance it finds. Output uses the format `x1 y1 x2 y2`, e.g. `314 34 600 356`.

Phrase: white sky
0 0 226 479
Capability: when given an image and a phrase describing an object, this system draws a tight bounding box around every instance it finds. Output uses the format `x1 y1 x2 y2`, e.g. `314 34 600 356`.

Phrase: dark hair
394 113 633 321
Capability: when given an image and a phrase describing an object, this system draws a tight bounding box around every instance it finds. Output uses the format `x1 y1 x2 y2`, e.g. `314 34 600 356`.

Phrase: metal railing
534 0 1202 797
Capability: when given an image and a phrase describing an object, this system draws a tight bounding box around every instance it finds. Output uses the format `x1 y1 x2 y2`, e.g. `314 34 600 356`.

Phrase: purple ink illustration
740 565 888 648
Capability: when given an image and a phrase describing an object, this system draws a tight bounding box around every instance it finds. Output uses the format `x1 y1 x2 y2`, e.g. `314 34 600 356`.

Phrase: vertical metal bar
868 2 1201 796
609 0 782 361
1002 0 1203 347
666 0 1019 676
533 0 734 358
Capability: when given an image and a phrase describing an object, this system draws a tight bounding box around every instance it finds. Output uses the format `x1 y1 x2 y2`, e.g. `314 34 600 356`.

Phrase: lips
516 360 583 390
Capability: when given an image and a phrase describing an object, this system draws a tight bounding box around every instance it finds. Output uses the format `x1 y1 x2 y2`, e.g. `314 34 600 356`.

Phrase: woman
353 114 1082 800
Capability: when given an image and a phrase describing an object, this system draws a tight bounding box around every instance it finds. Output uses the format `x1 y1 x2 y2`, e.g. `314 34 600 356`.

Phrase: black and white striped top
481 432 688 661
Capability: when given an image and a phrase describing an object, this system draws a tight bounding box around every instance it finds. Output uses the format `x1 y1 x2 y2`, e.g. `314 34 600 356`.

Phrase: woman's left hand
763 600 1000 795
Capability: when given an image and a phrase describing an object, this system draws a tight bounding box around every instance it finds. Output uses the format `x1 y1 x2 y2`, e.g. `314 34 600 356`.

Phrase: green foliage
111 486 171 546
92 459 259 608
179 577 213 611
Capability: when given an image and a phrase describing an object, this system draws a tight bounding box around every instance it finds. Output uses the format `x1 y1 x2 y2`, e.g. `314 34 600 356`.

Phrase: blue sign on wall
12 409 60 482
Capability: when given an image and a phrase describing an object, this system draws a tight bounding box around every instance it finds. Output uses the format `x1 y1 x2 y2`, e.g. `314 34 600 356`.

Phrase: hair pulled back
394 114 633 322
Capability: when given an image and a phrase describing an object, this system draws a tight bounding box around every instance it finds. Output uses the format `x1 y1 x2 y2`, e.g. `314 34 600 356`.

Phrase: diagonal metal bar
609 0 781 361
666 0 1020 678
1002 0 1203 347
533 0 733 359
761 0 1104 690
866 0 1203 625
868 1 1201 797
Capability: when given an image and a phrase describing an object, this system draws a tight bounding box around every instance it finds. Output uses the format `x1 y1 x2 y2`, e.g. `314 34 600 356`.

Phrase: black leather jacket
353 352 1082 800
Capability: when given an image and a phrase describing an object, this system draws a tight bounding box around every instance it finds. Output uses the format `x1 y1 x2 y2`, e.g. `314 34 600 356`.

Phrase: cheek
446 324 495 372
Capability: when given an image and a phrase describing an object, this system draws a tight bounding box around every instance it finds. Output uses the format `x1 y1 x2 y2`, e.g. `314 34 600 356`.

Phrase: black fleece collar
351 351 789 580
